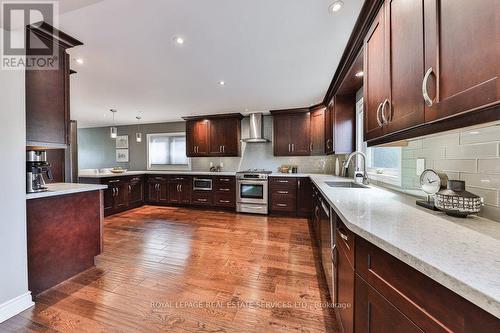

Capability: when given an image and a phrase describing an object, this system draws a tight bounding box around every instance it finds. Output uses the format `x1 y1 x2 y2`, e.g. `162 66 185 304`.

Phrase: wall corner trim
0 292 34 323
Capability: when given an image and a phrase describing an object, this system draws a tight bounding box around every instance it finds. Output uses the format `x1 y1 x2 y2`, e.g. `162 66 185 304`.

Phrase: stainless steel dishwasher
320 195 336 304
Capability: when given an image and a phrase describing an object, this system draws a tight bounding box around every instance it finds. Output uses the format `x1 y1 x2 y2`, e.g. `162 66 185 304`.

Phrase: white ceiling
58 0 364 128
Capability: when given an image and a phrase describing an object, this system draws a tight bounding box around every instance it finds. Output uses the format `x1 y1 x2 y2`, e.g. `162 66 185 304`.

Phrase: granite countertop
308 174 500 319
78 170 238 178
26 183 108 200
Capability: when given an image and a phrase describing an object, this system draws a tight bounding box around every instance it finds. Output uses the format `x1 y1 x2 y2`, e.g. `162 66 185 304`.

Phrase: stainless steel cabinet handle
128 185 132 193
109 179 120 183
422 67 434 107
288 143 291 152
277 180 289 183
310 143 313 151
112 188 115 196
381 98 391 124
220 200 231 203
155 177 164 180
116 188 119 196
223 146 225 153
292 143 295 152
376 102 384 127
198 198 207 202
176 184 180 192
180 184 182 192
331 244 337 264
298 179 301 190
277 191 289 194
219 178 230 182
339 232 348 242
277 203 287 207
219 188 230 191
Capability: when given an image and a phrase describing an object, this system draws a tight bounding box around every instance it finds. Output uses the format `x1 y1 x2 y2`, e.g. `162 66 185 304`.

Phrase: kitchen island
26 183 107 296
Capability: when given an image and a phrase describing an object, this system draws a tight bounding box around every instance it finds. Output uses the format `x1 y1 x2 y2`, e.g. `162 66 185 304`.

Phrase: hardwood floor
1 206 338 333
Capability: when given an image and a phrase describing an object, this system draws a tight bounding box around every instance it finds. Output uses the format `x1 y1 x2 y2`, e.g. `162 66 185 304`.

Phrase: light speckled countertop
26 183 108 200
309 174 500 318
79 170 237 178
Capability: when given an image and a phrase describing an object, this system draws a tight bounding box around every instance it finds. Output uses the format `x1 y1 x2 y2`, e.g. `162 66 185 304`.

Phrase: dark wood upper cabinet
271 109 311 156
424 0 500 122
184 114 242 157
209 117 240 156
324 102 334 154
25 23 83 147
384 0 425 135
324 95 355 155
364 6 386 142
333 94 356 154
186 119 209 157
362 0 500 145
310 107 325 156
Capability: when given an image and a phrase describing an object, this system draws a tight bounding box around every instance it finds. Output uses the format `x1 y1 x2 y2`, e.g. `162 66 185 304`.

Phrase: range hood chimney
241 113 270 143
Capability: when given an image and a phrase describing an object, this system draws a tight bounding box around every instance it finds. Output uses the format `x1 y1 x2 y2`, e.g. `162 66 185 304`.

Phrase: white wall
0 28 33 322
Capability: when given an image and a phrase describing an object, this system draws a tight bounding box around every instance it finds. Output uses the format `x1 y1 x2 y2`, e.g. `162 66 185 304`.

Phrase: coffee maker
26 150 53 193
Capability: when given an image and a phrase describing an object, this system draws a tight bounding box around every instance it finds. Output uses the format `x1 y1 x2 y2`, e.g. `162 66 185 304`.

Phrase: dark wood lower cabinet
308 196 500 333
27 191 102 296
355 275 423 333
269 176 313 216
128 176 144 207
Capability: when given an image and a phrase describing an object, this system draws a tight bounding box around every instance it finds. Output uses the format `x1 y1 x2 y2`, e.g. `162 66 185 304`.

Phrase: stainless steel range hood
241 113 270 143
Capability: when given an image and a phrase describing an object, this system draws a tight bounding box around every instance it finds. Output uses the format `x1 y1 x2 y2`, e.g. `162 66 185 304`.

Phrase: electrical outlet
416 159 425 176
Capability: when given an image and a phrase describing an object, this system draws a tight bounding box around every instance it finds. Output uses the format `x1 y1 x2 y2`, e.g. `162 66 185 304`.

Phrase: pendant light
135 116 142 143
110 109 118 139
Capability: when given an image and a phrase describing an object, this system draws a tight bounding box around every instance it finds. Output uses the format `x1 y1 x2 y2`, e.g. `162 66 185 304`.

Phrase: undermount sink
325 181 368 188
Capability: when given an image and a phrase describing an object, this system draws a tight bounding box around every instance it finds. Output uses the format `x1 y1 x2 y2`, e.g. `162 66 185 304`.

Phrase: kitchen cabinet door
310 108 325 155
113 182 129 211
147 181 159 203
324 102 334 154
424 0 500 123
179 177 192 204
103 187 114 216
297 178 312 217
209 118 240 156
383 0 425 135
186 120 209 157
167 180 181 204
158 182 169 203
364 6 387 141
355 275 423 333
290 112 311 156
337 231 354 333
273 114 292 156
128 177 144 207
333 95 356 154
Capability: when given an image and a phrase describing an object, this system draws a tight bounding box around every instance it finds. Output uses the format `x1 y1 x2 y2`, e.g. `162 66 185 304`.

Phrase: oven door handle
238 180 267 185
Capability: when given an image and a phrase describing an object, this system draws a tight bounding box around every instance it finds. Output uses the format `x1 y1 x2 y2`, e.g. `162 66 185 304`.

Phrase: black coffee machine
26 150 53 193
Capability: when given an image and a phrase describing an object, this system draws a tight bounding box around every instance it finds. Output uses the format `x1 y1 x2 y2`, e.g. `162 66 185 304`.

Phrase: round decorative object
434 180 482 218
420 169 448 195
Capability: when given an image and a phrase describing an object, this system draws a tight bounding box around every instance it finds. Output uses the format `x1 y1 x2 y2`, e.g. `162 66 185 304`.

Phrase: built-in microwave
193 177 213 191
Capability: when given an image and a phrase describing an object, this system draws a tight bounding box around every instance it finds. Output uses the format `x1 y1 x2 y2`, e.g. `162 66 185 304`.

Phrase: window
147 133 190 170
356 98 402 186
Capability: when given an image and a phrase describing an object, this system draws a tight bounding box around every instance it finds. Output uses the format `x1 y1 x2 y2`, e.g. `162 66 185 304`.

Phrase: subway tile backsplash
402 122 500 221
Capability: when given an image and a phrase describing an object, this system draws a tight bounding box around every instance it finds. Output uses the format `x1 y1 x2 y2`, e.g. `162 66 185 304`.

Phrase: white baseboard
0 292 34 323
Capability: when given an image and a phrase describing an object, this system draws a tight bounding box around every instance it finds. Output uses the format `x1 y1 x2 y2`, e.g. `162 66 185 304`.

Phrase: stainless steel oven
236 170 271 215
193 177 212 191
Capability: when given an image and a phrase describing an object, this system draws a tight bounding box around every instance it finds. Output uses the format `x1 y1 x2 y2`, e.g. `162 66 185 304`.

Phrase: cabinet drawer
355 237 500 332
271 197 296 212
269 177 297 188
102 177 125 185
214 176 235 187
148 176 168 182
336 219 355 268
214 193 235 207
192 192 213 205
270 188 297 198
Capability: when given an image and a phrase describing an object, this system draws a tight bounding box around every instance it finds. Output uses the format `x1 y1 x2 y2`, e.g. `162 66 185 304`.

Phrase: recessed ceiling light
75 58 84 65
173 36 185 45
329 0 344 13
218 81 225 86
355 71 364 77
